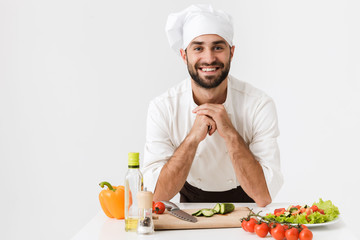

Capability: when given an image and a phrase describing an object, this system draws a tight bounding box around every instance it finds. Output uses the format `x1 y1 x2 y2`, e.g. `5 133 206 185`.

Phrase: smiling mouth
199 67 219 72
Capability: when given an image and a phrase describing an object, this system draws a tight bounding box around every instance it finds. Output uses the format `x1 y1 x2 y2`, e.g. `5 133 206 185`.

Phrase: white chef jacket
142 75 283 200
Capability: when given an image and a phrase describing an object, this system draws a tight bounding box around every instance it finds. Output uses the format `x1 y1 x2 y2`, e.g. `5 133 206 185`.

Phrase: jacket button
227 179 234 183
197 178 202 183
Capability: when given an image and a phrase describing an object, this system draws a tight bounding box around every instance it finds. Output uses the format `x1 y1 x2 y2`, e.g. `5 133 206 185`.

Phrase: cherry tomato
245 218 258 233
285 227 299 240
310 205 318 212
270 222 281 230
291 209 301 216
154 202 165 214
241 219 249 232
254 222 269 238
283 224 290 231
274 208 286 216
274 208 286 214
305 208 313 216
271 224 285 240
301 224 308 229
299 228 313 240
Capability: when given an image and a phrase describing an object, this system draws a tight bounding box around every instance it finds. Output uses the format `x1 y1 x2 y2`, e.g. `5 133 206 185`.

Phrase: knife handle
160 201 180 210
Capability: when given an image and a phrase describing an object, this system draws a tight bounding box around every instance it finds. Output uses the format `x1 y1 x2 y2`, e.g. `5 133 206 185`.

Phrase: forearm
153 135 199 201
225 132 271 207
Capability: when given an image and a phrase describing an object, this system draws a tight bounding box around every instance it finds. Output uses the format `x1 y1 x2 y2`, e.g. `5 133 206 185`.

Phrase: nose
201 49 216 64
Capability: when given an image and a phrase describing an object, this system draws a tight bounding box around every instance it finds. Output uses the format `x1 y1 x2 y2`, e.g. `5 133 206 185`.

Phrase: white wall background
1 0 359 239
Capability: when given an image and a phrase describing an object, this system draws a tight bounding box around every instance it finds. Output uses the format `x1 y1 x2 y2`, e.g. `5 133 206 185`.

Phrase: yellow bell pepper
98 181 126 219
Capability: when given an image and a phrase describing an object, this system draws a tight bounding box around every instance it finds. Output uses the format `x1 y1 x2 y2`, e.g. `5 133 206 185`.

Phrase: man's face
181 34 235 89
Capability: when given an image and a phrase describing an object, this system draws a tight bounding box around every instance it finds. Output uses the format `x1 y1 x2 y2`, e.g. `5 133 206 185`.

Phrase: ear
230 45 235 61
180 48 187 64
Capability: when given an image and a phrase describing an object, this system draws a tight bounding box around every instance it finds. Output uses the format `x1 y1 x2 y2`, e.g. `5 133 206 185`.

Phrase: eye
214 46 224 51
193 46 202 51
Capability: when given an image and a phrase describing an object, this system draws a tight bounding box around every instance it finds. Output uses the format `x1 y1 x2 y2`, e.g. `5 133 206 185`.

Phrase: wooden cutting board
153 207 251 230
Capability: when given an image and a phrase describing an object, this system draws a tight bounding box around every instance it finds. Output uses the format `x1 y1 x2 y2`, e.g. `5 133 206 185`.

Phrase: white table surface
71 203 358 240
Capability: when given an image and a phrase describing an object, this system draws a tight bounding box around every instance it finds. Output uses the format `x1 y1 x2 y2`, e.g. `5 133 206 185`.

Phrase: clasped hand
190 103 235 143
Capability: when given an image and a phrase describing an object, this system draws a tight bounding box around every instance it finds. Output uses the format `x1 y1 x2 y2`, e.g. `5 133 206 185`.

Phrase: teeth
201 68 217 72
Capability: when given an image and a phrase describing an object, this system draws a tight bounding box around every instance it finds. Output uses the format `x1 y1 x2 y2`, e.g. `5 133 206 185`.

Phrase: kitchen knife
160 201 198 223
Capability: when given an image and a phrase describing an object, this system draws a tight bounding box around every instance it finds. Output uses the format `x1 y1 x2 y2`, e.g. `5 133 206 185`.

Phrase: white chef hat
165 4 234 53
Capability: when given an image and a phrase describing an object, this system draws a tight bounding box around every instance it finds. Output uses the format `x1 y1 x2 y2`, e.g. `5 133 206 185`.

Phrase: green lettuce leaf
264 214 296 223
293 213 308 224
263 199 340 224
313 198 340 221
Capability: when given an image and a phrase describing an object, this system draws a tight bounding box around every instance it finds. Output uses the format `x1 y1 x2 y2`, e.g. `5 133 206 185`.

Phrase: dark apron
179 181 255 203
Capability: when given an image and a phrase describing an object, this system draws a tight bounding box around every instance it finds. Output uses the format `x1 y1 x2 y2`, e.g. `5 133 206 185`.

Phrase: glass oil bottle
124 152 143 231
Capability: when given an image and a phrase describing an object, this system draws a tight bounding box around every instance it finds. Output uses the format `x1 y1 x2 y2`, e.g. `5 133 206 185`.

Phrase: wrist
185 133 202 146
224 129 241 144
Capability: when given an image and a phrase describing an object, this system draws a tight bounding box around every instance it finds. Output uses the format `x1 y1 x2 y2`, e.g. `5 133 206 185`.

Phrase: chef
142 4 283 207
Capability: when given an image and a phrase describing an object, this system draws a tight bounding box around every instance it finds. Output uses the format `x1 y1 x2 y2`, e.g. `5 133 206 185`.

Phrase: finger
193 103 223 113
208 119 217 136
194 109 216 118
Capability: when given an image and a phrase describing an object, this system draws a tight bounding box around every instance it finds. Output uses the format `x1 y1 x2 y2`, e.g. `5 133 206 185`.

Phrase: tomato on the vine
283 224 290 231
285 227 299 240
245 218 258 233
270 224 285 240
300 224 308 230
241 219 249 232
153 202 165 214
299 228 313 240
269 222 281 230
254 222 269 238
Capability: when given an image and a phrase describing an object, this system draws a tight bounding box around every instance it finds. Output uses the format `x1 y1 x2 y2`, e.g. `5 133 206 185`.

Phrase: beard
186 56 231 89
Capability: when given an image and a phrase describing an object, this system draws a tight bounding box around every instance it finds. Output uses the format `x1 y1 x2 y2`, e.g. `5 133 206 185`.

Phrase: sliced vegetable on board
192 203 235 217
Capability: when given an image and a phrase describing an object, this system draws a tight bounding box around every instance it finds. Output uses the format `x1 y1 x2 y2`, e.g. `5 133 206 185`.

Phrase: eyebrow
189 40 227 47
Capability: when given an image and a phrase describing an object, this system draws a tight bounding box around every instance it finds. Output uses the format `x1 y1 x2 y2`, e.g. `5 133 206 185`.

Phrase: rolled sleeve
249 97 284 200
142 100 175 193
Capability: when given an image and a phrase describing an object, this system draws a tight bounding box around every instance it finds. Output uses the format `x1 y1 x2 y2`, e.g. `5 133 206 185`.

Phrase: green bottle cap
128 152 140 168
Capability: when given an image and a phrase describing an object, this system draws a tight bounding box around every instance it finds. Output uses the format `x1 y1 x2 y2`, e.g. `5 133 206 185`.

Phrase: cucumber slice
213 203 221 214
219 203 235 214
201 209 216 217
193 203 235 217
195 212 203 216
192 209 202 216
289 207 298 213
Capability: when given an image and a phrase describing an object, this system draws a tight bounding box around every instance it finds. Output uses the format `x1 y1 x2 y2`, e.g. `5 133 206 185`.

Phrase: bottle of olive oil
125 152 143 231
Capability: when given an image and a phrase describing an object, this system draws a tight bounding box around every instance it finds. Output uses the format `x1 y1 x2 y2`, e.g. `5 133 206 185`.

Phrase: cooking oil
125 218 138 231
124 152 143 232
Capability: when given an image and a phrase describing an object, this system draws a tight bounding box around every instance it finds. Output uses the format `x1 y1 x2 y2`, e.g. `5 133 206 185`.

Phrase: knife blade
161 201 198 223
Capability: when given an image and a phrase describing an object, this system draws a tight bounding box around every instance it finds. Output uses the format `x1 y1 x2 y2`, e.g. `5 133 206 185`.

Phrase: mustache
195 61 224 68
